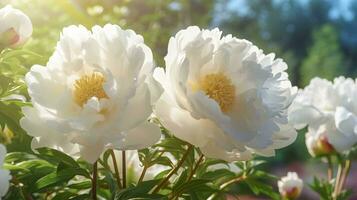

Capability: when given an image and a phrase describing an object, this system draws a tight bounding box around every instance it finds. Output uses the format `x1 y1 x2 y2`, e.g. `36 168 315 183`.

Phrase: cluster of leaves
0 49 40 151
310 178 352 200
2 128 282 200
307 148 357 200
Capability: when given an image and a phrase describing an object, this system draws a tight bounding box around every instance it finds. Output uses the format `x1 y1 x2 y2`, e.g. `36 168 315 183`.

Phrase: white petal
112 122 161 150
200 141 253 162
155 96 213 147
116 82 152 131
20 106 78 155
0 169 11 198
79 142 105 164
335 106 357 137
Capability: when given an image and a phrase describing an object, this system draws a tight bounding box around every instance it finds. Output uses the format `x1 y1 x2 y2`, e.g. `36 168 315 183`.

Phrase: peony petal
116 82 152 131
0 169 11 197
155 95 213 147
79 142 105 164
112 122 161 150
335 106 357 137
200 141 253 162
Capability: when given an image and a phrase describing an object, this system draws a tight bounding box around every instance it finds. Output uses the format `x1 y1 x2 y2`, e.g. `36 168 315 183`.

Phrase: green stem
327 156 333 181
187 154 204 182
110 149 123 189
152 144 193 193
169 153 204 199
208 174 246 200
138 165 148 183
92 162 98 200
11 177 33 200
122 151 127 189
333 163 343 200
338 159 351 194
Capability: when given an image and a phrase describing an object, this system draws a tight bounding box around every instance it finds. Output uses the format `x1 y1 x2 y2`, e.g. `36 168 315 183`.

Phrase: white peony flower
155 26 297 161
0 5 32 48
289 77 357 153
0 144 11 199
278 172 303 200
20 24 162 163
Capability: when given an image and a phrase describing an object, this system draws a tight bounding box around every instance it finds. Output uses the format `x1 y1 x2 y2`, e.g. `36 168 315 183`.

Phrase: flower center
73 72 108 107
196 73 235 113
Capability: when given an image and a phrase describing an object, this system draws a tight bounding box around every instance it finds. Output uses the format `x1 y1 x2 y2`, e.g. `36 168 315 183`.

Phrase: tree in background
217 0 357 86
0 0 214 67
301 25 346 86
69 0 215 66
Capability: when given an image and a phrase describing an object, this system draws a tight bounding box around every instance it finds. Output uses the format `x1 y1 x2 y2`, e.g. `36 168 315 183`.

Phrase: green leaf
114 179 166 200
68 180 92 189
36 147 80 168
3 163 30 173
5 152 37 163
52 191 77 200
172 179 212 198
33 167 89 192
309 177 334 200
17 159 55 173
245 178 280 199
3 186 27 200
69 194 91 200
201 169 235 181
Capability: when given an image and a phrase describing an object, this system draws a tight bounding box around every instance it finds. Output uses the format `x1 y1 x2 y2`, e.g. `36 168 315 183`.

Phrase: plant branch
208 174 246 200
122 151 127 189
327 156 333 181
152 144 194 193
168 153 205 200
187 153 204 182
338 159 351 194
110 149 123 189
138 165 148 183
92 161 98 200
333 163 343 200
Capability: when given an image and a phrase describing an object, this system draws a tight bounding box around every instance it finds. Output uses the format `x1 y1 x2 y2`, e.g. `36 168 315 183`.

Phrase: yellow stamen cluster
73 72 108 107
196 73 235 113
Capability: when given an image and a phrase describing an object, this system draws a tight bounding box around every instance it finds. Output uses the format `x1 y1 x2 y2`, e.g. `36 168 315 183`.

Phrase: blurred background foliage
2 0 356 85
0 0 357 198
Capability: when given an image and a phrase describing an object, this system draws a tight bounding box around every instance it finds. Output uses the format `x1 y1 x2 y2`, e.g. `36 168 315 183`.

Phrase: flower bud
306 126 335 157
278 172 303 200
0 5 32 49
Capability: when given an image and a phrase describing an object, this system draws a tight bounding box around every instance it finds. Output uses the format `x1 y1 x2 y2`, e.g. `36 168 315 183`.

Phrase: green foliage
310 177 352 200
0 116 283 200
301 25 346 86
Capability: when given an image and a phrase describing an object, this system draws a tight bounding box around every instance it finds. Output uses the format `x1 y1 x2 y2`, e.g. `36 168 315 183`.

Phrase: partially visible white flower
0 5 32 47
108 150 171 181
0 144 11 199
289 77 357 153
155 26 297 162
278 172 303 200
20 24 162 163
